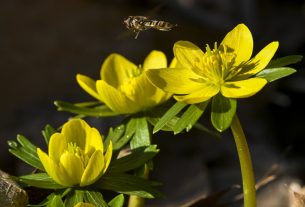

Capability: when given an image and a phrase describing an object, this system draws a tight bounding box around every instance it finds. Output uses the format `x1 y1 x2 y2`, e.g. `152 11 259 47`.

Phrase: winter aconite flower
147 24 279 104
37 119 112 187
77 51 172 114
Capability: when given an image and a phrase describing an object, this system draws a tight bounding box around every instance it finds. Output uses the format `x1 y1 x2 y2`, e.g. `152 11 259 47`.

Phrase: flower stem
231 114 256 207
127 164 149 207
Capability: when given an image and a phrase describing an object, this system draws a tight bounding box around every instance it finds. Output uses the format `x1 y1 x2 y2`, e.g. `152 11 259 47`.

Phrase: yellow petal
96 80 139 114
220 24 253 65
62 119 87 150
221 78 267 98
85 127 104 154
173 84 219 104
143 50 167 70
37 148 69 186
76 74 103 102
101 53 137 88
130 74 171 110
48 133 67 162
146 67 206 94
103 141 113 174
235 41 279 79
173 41 204 69
59 151 84 186
80 150 104 186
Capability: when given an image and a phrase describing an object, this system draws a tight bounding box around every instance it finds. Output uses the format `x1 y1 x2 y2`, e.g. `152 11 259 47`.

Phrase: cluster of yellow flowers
38 24 279 189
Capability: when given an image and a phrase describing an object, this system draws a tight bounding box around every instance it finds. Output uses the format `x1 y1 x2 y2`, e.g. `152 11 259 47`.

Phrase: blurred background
0 0 304 206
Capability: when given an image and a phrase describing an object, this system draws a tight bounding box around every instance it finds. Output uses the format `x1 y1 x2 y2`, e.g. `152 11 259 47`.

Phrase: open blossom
147 24 279 104
77 51 173 114
37 119 112 187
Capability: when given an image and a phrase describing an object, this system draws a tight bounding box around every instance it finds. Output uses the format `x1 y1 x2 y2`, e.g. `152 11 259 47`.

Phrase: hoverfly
123 16 177 39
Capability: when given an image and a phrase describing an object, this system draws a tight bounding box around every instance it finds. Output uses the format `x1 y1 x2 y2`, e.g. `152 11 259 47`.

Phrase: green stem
127 164 149 207
231 114 256 207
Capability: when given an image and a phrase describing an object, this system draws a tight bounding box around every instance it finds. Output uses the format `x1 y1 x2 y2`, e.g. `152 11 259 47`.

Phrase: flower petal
80 150 104 186
59 152 84 186
101 53 137 88
37 148 69 186
147 67 206 94
173 84 219 104
130 74 171 110
143 50 167 70
76 74 103 102
220 24 253 65
221 78 267 98
62 119 87 150
96 80 139 114
48 133 67 162
236 41 279 79
85 127 104 154
103 141 113 174
174 41 204 69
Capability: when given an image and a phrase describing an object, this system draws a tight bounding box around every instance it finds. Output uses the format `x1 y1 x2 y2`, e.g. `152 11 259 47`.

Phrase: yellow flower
74 202 96 207
147 24 279 104
37 119 112 187
77 51 172 114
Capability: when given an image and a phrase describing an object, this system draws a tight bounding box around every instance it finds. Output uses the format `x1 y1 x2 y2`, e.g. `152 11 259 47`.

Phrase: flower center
117 65 143 100
194 43 236 86
67 142 89 167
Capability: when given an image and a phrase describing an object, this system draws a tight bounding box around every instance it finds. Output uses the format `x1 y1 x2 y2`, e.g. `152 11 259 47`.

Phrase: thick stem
231 115 256 207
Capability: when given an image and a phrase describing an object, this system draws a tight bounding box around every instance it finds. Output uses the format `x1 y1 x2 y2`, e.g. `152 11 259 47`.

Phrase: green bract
37 119 113 187
77 51 173 114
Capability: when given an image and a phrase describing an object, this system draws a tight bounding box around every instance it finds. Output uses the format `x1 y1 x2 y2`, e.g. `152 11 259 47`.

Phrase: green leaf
8 135 44 170
96 173 162 199
255 67 296 82
211 94 237 132
152 102 187 133
84 191 108 207
48 195 64 207
130 117 150 149
111 119 136 151
64 190 84 207
173 101 208 134
267 55 303 68
193 123 222 139
19 173 64 189
108 194 124 207
108 145 159 173
54 101 119 117
104 124 125 150
42 124 56 146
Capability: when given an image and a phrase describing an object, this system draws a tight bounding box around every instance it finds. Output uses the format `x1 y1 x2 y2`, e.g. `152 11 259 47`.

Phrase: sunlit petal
60 152 84 185
221 78 267 98
143 50 167 70
103 141 113 174
174 41 204 69
220 24 253 65
48 133 67 162
85 127 104 154
147 67 206 94
101 53 137 88
235 41 279 79
80 150 104 186
61 119 87 149
96 80 139 114
174 84 219 104
76 74 103 102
